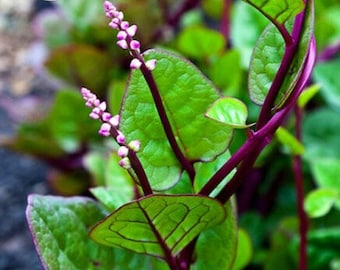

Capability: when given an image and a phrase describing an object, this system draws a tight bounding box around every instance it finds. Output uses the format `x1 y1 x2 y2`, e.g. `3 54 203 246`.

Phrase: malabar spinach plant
26 0 316 269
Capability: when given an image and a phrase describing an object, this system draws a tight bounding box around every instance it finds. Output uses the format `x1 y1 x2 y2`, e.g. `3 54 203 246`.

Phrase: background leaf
45 45 113 93
120 49 233 190
312 59 340 109
177 26 226 59
90 195 226 258
244 0 305 24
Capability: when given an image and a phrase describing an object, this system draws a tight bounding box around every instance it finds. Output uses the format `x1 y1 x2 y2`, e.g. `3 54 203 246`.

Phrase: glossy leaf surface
120 49 233 190
248 0 314 106
206 97 249 128
90 195 226 258
244 0 304 24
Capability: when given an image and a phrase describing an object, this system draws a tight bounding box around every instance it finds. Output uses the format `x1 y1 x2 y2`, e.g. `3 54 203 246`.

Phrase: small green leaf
275 126 305 155
297 84 320 108
310 159 340 190
193 201 238 270
304 188 339 218
232 229 253 270
90 195 226 258
244 0 305 24
121 49 233 190
177 26 226 59
26 195 115 270
205 97 249 128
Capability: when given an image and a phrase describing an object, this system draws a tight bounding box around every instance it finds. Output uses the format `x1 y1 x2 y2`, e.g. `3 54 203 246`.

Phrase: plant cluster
2 0 340 269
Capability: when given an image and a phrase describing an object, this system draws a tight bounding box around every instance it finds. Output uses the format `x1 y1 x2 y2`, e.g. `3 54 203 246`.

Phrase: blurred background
0 0 340 269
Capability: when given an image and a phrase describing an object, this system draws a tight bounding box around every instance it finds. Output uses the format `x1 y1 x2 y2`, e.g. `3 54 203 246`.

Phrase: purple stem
220 0 232 47
200 34 316 200
293 106 308 270
129 45 196 180
256 10 306 129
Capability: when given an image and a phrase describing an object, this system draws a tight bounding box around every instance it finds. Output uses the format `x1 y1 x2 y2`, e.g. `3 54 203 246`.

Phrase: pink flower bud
118 146 129 157
102 112 112 122
145 59 157 71
130 58 142 69
117 39 128 49
119 157 131 169
98 102 107 112
109 114 120 127
120 21 129 30
130 40 140 51
117 30 127 40
128 140 141 152
116 11 124 21
99 123 111 136
126 25 137 37
116 133 126 144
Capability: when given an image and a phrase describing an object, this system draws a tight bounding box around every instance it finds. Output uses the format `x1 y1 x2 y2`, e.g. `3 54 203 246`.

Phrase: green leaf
231 1 269 67
206 97 249 128
310 159 340 190
275 126 305 155
45 45 112 92
26 195 115 270
232 229 253 270
243 0 305 24
248 0 314 106
248 23 285 105
90 195 226 258
193 201 238 270
304 188 339 218
297 84 320 108
177 26 226 59
209 50 243 95
120 49 233 190
312 59 340 108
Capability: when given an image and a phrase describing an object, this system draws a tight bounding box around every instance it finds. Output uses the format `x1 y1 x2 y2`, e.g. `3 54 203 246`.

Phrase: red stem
293 106 308 270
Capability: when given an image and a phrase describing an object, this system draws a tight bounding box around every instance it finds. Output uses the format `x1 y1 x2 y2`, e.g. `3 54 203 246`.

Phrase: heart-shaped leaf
90 195 226 258
205 97 249 128
120 49 233 190
248 0 314 106
243 0 305 24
